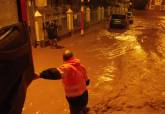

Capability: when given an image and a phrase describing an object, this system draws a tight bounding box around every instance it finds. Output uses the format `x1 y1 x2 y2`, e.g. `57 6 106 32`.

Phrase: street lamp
81 0 84 35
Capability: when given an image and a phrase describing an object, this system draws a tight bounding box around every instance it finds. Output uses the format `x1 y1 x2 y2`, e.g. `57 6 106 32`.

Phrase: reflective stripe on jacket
58 57 88 97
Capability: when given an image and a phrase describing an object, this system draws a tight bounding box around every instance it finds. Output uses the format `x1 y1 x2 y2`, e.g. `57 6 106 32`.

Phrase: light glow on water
115 35 137 42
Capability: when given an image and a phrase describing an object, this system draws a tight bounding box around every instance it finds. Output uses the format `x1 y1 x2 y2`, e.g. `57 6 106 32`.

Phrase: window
0 0 18 28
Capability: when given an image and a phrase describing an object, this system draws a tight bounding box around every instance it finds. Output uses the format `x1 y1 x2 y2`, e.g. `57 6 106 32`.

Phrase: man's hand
33 73 40 80
86 79 90 86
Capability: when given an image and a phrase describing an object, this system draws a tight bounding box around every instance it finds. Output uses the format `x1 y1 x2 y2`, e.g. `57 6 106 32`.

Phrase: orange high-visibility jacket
58 57 88 97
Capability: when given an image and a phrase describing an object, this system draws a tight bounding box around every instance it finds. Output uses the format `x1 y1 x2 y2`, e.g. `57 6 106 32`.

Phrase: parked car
109 13 129 29
127 11 134 24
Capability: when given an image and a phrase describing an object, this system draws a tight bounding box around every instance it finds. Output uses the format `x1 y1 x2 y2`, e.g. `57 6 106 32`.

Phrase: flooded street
23 11 165 114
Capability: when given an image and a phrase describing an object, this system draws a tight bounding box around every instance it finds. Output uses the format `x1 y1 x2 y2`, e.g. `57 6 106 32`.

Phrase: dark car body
0 0 34 114
109 13 129 29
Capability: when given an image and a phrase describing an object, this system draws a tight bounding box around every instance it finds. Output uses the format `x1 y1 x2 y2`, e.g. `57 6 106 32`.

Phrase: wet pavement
23 10 165 114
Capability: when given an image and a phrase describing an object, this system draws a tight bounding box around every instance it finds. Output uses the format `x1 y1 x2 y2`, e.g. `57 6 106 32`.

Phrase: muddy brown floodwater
23 11 165 114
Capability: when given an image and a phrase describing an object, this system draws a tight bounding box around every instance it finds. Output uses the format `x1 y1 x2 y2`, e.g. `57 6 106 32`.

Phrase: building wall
148 0 165 10
155 0 162 5
35 0 47 7
134 0 148 10
150 0 164 5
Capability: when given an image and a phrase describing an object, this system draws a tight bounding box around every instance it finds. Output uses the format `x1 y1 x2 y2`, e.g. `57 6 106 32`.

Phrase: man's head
63 50 74 61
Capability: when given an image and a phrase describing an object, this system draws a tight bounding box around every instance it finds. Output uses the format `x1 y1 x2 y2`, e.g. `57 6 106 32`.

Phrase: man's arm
80 64 90 86
40 68 62 80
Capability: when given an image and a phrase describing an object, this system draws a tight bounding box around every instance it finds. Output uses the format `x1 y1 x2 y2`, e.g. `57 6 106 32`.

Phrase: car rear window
127 12 132 16
112 14 126 19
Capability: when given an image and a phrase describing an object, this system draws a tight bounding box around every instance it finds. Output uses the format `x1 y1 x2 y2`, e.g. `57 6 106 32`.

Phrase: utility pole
86 0 91 26
81 0 84 35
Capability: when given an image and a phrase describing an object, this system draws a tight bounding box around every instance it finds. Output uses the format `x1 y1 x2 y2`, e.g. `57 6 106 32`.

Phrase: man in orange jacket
40 50 90 114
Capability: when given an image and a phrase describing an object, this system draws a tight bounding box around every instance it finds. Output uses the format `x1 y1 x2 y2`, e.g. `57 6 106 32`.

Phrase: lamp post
81 0 84 35
86 0 90 25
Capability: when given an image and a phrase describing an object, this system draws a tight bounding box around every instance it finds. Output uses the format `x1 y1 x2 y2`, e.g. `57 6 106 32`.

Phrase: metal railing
73 12 81 31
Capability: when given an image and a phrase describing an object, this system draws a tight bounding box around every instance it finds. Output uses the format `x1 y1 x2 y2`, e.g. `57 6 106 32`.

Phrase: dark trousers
66 90 88 114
